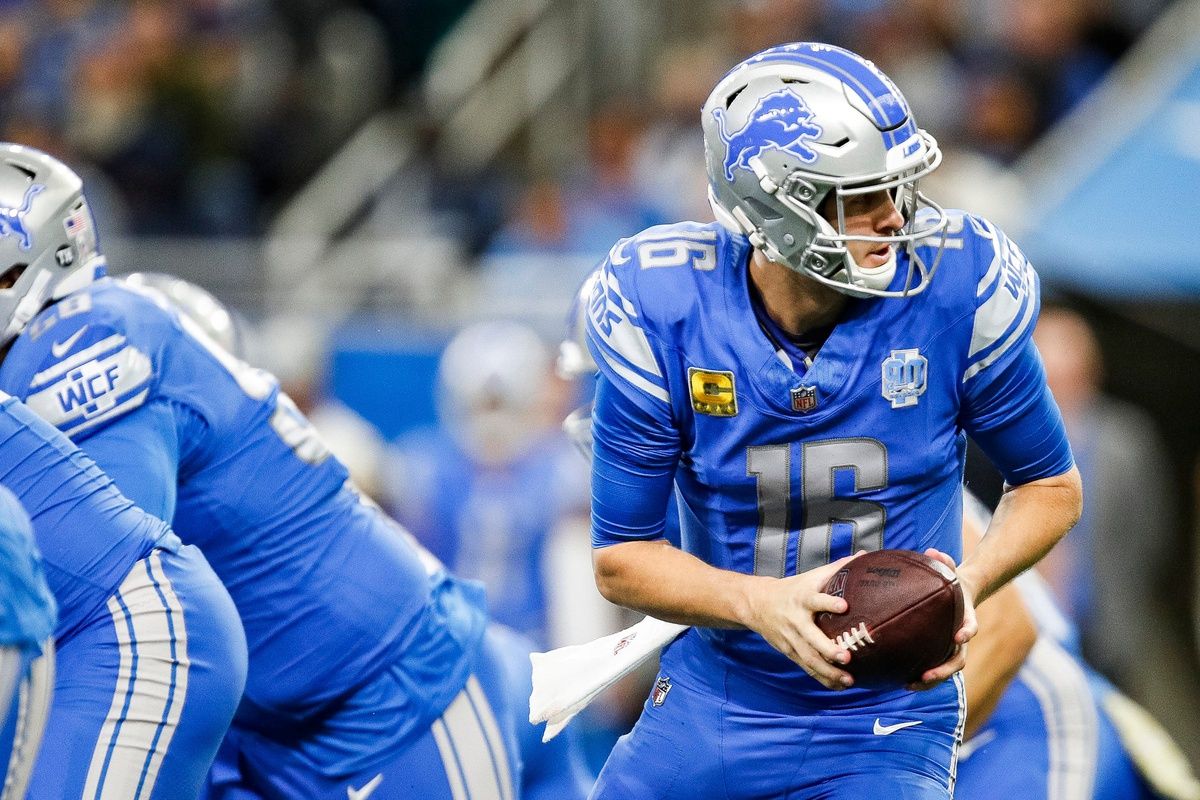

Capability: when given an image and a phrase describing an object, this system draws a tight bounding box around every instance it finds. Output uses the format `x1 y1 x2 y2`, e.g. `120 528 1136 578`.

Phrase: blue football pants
28 545 247 800
205 625 521 800
593 636 964 800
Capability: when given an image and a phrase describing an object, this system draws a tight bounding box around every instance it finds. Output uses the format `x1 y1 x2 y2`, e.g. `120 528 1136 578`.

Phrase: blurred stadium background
5 0 1199 774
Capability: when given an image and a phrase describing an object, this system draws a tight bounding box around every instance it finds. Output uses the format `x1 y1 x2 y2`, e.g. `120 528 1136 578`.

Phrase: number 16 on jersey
747 438 888 577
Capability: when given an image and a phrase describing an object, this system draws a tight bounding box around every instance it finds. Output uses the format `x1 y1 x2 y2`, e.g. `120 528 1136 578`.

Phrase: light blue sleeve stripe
967 289 1034 370
585 266 670 405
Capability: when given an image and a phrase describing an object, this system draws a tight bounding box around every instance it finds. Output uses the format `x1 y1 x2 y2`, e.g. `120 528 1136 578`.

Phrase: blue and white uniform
956 495 1168 800
487 624 593 800
584 215 1073 798
388 429 587 646
0 392 246 800
0 483 56 797
0 280 517 800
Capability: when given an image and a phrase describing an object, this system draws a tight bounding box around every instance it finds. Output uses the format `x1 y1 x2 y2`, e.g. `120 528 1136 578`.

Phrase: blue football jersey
0 392 170 640
0 483 56 656
388 428 588 646
584 215 1072 701
0 280 487 722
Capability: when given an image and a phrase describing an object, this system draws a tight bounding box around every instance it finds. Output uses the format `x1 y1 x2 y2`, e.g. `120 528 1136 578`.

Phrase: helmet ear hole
0 264 28 290
744 197 782 220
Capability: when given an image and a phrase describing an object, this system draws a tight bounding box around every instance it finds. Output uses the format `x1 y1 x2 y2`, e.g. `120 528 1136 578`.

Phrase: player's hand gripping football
906 548 978 691
743 552 863 690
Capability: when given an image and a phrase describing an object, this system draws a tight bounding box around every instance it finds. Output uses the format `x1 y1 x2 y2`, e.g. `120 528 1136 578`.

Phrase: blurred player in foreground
0 485 56 796
0 148 247 797
581 42 1081 798
144 277 592 800
0 391 247 799
0 143 520 800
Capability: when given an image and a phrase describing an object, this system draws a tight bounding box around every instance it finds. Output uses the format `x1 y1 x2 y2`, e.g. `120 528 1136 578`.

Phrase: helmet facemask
702 43 952 299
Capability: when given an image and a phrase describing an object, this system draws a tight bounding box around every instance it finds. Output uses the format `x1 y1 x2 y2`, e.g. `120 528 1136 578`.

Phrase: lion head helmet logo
0 183 46 252
711 89 823 182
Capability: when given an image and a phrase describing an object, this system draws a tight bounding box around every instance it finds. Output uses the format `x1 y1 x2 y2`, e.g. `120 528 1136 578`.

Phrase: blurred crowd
0 0 1168 245
0 0 470 236
478 0 1165 267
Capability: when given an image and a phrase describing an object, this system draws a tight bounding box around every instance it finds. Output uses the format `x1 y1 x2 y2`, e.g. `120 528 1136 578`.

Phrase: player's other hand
743 552 863 690
907 548 978 691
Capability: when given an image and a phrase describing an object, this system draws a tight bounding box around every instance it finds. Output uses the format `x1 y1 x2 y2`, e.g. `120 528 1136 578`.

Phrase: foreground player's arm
959 467 1081 607
67 402 190 521
590 375 856 688
959 501 1037 738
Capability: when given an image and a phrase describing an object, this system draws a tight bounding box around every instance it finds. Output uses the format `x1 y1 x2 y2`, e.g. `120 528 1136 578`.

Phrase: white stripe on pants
430 676 513 800
2 642 54 800
81 552 190 800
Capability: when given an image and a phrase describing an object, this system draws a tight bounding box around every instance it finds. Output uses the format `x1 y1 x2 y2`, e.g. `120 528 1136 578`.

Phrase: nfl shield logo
652 676 672 707
613 632 637 656
790 385 818 413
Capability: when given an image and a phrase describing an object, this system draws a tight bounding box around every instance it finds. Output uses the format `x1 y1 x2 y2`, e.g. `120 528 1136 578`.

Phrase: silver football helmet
556 272 598 382
701 43 949 297
122 272 245 358
437 320 554 466
0 144 106 347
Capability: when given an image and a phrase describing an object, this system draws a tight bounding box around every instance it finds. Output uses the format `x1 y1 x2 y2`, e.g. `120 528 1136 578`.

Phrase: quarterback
583 43 1082 798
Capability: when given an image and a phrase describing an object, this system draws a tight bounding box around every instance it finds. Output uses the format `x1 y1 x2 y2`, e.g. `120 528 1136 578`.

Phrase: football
815 549 964 687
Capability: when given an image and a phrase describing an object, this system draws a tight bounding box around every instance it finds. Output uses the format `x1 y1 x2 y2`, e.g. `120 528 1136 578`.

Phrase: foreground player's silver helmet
0 144 106 347
702 43 948 297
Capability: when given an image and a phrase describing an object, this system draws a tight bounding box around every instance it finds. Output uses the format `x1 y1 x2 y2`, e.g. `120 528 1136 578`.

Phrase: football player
958 493 1200 800
386 320 591 648
0 484 55 797
150 277 592 800
560 295 1188 800
0 144 517 800
582 43 1081 798
0 391 247 799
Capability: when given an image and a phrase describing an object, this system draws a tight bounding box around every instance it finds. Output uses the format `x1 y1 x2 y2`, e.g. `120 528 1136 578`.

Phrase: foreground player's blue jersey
0 393 171 640
0 281 487 728
585 216 1072 701
0 483 55 656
